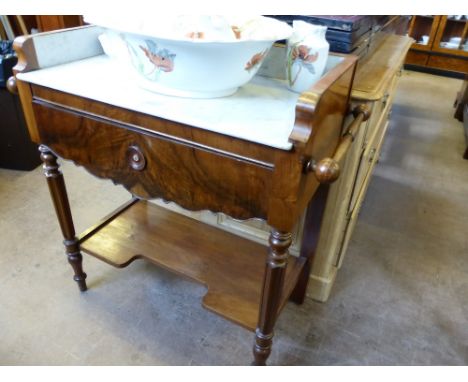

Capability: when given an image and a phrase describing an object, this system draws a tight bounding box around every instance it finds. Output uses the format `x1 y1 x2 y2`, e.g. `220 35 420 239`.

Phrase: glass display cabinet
405 15 468 77
433 16 468 56
407 15 441 51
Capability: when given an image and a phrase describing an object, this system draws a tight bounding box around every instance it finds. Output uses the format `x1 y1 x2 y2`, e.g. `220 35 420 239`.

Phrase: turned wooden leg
39 145 87 292
252 229 292 366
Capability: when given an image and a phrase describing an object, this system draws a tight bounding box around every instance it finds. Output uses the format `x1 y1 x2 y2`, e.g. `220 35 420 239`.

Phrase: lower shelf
78 199 305 331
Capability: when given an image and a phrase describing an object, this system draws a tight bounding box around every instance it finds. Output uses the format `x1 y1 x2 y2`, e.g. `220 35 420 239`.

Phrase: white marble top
18 55 301 150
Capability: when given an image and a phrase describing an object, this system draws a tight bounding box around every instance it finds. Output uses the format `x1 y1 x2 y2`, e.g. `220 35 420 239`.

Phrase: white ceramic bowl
87 16 292 98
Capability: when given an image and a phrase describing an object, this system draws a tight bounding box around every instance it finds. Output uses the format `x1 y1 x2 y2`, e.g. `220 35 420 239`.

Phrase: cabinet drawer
405 50 429 66
427 55 468 74
32 98 273 220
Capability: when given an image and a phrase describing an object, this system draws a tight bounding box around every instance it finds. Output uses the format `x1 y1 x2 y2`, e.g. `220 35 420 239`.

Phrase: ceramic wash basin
84 15 293 98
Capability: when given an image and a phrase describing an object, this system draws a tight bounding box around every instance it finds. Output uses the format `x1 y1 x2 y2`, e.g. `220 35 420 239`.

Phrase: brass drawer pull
304 104 371 184
126 145 146 171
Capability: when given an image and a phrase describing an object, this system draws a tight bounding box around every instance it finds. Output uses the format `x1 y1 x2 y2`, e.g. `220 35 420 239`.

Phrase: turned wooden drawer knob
305 157 340 184
352 103 371 121
6 76 18 95
126 145 146 171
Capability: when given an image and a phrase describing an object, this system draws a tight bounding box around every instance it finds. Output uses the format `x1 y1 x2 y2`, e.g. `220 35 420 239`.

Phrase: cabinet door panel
432 16 468 57
348 79 393 212
407 15 441 51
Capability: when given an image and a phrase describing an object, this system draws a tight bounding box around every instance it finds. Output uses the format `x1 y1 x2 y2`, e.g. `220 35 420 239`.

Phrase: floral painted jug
286 21 329 93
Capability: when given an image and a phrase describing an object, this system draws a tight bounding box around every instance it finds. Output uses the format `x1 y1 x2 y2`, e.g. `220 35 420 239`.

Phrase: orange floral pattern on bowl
231 26 242 39
244 49 268 72
139 40 176 74
185 26 242 40
186 31 205 39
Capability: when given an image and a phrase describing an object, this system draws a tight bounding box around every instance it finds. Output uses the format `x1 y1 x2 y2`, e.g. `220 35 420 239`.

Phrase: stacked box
271 16 394 57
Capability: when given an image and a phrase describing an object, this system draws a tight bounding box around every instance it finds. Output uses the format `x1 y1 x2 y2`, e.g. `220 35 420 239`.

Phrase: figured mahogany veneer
31 86 273 221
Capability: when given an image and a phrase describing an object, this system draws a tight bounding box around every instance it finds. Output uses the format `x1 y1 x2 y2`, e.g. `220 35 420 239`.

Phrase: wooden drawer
31 92 274 221
427 54 468 73
405 49 429 66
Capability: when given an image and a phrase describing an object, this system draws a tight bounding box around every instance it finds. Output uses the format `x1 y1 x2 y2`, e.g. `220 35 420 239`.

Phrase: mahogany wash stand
8 26 369 365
